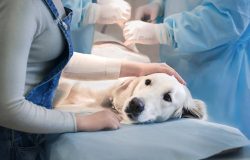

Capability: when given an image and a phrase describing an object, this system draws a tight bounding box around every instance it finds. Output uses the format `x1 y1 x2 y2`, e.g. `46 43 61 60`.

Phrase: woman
124 0 250 138
0 0 184 159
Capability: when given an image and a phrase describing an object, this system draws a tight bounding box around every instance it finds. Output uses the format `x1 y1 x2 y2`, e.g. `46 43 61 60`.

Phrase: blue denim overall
0 0 73 159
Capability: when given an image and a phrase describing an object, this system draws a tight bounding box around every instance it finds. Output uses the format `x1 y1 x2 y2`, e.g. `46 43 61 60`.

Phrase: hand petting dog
120 61 186 85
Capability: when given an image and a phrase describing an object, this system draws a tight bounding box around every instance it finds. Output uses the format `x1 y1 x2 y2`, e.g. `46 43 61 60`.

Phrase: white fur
55 73 207 124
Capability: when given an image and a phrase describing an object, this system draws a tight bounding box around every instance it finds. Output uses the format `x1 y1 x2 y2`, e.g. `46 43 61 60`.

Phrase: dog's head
111 73 207 123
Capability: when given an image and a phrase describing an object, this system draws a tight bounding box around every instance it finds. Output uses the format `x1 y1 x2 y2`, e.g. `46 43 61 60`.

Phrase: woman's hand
76 110 122 132
120 61 186 85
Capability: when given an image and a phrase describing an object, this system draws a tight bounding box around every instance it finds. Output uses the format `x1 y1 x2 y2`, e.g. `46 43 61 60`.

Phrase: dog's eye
163 93 172 102
145 79 151 86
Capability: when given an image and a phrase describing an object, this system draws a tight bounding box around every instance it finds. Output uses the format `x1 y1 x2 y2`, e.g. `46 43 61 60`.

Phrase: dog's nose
125 97 145 115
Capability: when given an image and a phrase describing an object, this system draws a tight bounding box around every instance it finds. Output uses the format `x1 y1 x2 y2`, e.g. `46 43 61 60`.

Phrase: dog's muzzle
125 97 144 120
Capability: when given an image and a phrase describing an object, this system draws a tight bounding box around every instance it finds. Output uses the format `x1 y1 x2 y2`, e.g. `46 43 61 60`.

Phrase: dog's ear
111 77 141 112
181 87 207 120
113 77 140 96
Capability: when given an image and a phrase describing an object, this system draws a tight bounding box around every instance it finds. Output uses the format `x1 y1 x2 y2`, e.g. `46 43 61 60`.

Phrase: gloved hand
123 20 169 45
135 0 163 22
86 0 131 25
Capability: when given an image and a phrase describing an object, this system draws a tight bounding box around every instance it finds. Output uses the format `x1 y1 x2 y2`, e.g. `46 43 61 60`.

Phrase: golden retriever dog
54 73 207 123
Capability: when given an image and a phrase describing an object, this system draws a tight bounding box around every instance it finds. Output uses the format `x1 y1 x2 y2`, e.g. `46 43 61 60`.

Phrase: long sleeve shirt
0 0 121 134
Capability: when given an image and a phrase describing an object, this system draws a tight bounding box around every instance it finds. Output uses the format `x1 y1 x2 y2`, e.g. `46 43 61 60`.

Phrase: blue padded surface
46 119 250 160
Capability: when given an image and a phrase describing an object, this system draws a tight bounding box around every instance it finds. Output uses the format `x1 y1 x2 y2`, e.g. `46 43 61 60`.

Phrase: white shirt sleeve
62 52 122 80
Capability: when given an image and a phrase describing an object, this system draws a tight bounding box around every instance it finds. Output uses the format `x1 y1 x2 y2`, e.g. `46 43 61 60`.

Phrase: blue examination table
46 119 250 160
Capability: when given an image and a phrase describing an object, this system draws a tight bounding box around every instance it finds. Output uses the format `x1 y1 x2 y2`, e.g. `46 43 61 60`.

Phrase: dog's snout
126 97 145 115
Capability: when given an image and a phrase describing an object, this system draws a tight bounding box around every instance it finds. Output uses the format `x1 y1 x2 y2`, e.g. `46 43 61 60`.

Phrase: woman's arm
62 52 122 80
63 52 185 84
0 0 76 133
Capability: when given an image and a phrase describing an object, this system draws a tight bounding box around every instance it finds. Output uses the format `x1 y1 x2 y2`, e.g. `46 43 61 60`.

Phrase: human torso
25 0 66 94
